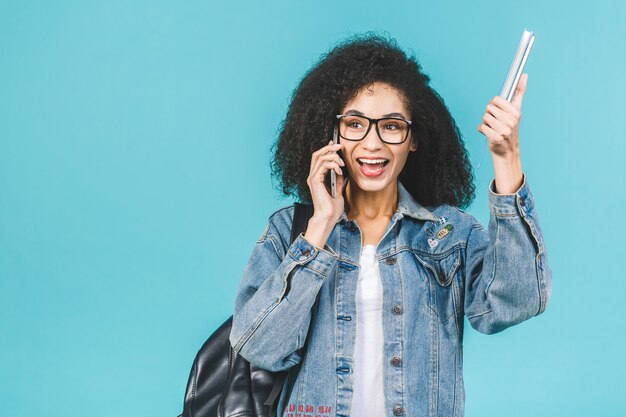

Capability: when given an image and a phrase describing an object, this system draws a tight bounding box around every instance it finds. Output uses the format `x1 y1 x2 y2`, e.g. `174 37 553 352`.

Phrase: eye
382 122 400 130
348 121 363 128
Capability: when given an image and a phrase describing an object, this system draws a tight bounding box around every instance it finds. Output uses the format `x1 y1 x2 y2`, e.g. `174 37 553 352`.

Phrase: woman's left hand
476 73 528 193
477 73 527 158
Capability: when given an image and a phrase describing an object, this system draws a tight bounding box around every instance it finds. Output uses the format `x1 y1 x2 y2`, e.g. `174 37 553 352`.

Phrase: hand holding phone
306 139 345 227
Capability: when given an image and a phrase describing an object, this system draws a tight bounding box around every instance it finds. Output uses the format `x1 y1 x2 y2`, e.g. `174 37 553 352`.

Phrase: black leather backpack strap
290 202 314 246
265 202 314 417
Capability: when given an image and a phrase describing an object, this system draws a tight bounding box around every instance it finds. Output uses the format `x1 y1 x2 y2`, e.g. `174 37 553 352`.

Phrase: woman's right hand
306 140 347 225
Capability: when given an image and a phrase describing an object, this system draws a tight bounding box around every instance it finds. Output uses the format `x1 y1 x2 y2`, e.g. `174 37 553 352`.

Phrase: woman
229 33 552 417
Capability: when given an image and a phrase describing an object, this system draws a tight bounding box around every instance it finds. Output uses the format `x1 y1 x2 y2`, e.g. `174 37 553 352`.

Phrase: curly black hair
269 31 475 209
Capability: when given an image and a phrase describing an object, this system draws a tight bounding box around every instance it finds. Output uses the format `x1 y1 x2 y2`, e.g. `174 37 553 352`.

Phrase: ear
410 137 417 151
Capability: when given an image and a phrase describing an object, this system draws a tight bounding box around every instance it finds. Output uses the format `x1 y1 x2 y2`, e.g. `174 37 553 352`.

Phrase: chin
349 172 398 192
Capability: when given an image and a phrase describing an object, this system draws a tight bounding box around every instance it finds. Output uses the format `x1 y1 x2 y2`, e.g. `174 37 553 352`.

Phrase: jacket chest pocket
412 249 462 323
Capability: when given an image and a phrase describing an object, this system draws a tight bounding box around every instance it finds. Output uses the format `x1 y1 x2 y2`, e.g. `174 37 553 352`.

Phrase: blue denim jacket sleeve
228 214 340 371
463 173 552 334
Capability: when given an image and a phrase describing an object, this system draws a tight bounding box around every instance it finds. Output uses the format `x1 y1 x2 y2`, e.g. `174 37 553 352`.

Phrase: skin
477 73 528 194
303 81 417 247
303 76 529 249
338 82 416 246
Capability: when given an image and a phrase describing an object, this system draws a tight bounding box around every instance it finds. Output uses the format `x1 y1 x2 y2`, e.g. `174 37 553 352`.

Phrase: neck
345 180 398 221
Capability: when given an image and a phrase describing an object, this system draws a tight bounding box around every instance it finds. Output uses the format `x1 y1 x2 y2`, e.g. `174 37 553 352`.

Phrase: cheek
339 152 354 174
394 150 411 165
394 154 411 173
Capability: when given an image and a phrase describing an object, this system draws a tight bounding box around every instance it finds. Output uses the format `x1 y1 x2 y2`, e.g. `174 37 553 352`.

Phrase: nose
361 123 384 149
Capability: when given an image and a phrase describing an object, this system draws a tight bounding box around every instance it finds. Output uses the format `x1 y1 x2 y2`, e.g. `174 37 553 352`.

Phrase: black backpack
179 202 314 417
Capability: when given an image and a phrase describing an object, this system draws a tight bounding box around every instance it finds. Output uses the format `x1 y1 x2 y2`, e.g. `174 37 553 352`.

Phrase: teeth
358 158 387 164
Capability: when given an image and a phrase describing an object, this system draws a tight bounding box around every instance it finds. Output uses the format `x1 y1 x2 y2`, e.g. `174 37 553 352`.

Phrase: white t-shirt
351 244 385 416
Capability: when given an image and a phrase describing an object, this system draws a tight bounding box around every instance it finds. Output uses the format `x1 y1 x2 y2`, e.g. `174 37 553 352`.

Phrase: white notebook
500 29 536 101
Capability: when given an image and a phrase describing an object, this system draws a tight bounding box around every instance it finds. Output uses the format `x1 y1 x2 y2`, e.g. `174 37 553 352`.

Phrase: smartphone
330 124 338 198
500 29 535 101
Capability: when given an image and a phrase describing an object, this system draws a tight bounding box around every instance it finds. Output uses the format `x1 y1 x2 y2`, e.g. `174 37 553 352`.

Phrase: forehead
342 81 408 116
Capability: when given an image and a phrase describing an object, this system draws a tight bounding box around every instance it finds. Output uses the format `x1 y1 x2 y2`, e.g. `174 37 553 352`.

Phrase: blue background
1 1 625 416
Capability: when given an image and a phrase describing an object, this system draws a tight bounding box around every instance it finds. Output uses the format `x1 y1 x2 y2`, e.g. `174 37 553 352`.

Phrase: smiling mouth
356 159 390 178
357 159 390 167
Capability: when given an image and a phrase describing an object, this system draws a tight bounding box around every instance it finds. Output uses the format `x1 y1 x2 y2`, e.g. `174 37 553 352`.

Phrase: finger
311 143 341 172
315 141 342 155
311 152 344 177
332 161 344 175
320 152 345 166
312 160 331 183
313 144 342 169
318 161 342 179
477 122 497 140
485 113 515 139
510 73 528 110
482 112 507 133
492 96 521 120
486 103 517 127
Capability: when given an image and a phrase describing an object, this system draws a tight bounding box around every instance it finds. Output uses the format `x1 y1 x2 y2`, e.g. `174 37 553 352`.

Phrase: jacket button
392 305 403 314
391 356 402 366
393 405 403 415
302 249 311 257
519 197 525 206
386 257 396 265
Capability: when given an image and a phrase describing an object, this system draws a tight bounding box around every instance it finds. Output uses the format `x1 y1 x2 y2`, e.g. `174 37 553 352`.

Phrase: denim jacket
229 174 552 417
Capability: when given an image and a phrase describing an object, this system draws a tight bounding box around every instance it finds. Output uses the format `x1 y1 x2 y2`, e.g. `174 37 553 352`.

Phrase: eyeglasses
335 114 412 144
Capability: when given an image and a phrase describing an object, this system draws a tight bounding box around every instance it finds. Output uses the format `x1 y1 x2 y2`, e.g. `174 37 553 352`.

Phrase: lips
358 159 389 177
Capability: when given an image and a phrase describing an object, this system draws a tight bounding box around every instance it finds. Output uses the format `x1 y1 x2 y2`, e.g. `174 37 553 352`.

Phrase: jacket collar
338 180 439 224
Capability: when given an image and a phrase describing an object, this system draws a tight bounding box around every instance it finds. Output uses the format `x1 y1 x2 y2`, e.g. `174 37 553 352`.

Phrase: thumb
511 73 528 110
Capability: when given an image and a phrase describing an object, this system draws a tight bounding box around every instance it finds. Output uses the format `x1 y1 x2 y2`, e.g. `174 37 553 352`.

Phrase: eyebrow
344 109 408 119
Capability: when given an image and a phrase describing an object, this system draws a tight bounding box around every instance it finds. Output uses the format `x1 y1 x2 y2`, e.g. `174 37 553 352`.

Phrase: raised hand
477 73 528 194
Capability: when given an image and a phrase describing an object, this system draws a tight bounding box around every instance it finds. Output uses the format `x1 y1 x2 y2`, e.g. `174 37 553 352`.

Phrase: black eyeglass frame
335 114 413 144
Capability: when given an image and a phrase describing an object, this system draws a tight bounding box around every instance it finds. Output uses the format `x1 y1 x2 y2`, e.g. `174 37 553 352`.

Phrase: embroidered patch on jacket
436 224 454 240
438 216 448 225
428 237 439 248
423 222 436 237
